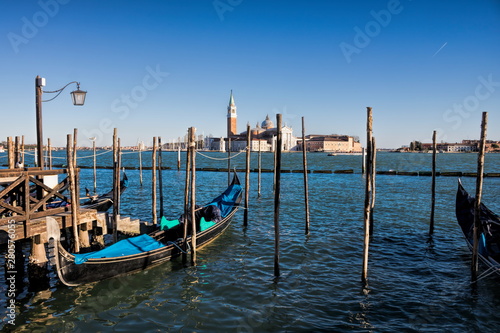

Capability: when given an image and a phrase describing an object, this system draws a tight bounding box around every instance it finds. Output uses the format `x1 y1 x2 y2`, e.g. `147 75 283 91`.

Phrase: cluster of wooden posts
0 110 493 288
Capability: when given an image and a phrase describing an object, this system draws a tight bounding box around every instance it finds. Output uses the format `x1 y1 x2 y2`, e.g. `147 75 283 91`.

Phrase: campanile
227 90 237 137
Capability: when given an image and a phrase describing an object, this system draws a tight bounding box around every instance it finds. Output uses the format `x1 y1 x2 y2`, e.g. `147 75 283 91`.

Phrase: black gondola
47 173 128 212
47 173 242 286
455 179 500 275
81 173 128 211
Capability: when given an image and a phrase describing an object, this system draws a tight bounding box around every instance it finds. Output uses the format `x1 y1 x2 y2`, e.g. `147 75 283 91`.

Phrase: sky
0 0 499 148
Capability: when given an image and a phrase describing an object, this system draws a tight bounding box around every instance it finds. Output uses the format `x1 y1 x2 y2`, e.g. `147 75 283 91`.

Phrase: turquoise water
1 152 500 332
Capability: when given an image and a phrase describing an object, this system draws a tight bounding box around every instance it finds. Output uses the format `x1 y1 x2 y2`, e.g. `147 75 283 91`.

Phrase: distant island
398 140 500 153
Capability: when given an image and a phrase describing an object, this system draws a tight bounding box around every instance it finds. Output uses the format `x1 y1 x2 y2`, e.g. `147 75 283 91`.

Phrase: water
1 151 500 332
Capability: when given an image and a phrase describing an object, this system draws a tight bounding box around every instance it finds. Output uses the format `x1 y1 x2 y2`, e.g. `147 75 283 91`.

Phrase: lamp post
35 75 87 169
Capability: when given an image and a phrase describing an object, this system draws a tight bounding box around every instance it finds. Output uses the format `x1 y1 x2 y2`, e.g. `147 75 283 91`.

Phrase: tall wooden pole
92 138 97 194
190 127 197 266
369 136 376 235
182 128 192 264
227 138 231 185
67 134 80 253
362 107 373 285
139 140 143 186
258 138 262 197
177 146 181 171
152 137 158 224
112 129 118 243
21 136 25 167
244 123 251 226
274 114 282 278
472 112 488 282
159 137 164 219
430 130 437 236
47 138 52 169
362 147 365 174
302 117 310 235
35 76 44 170
7 137 14 169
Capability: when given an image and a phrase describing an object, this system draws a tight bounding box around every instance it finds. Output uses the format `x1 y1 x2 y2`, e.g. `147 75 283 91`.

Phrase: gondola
47 173 242 286
455 179 500 275
81 173 128 211
46 173 128 212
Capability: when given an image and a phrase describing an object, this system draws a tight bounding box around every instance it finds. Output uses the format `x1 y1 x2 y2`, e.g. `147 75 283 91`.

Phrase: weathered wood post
139 140 143 186
302 117 310 235
362 107 373 285
92 137 97 194
21 135 25 167
7 137 14 169
274 114 282 278
258 137 262 197
159 137 164 219
14 136 20 167
369 137 376 235
362 147 365 174
47 138 52 169
227 138 231 186
177 146 181 171
190 127 197 266
112 129 119 243
244 123 251 226
429 130 437 236
182 128 192 264
152 137 158 224
67 134 80 253
472 112 488 283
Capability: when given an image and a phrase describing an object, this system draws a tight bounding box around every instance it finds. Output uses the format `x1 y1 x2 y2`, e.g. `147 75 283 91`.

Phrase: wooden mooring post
302 117 310 235
159 137 164 219
429 130 437 236
472 112 488 283
67 134 80 253
362 107 374 285
152 137 158 224
182 128 193 264
258 138 262 197
189 127 197 266
139 140 143 186
274 114 282 278
244 123 251 226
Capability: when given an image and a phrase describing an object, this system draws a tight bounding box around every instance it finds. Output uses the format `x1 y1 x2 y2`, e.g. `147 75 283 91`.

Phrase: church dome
261 115 274 129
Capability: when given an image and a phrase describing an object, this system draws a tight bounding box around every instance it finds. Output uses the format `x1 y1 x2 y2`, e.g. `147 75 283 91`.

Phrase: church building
210 91 297 152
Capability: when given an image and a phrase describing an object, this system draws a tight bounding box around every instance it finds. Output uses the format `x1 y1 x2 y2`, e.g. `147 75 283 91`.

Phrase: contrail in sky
432 42 448 57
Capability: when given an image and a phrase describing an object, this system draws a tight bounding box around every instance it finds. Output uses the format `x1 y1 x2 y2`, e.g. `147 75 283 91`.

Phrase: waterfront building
299 135 362 153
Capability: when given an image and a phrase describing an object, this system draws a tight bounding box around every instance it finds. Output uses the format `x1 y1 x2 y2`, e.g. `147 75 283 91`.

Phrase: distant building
298 135 362 153
210 92 298 152
418 140 500 153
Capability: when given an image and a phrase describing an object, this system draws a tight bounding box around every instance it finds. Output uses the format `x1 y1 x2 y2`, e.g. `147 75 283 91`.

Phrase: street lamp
35 75 87 169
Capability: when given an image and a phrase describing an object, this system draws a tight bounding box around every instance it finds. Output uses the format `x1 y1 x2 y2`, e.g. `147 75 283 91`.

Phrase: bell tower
227 90 237 137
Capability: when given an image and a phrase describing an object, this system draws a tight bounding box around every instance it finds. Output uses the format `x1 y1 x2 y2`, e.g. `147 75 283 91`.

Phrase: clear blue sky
0 0 499 148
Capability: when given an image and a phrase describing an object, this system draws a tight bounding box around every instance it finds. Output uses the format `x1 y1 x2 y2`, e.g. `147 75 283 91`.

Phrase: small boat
455 179 500 275
47 173 242 286
81 173 128 211
46 173 128 212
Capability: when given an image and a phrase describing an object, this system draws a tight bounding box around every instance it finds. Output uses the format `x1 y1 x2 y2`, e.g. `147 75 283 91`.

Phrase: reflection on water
1 152 500 332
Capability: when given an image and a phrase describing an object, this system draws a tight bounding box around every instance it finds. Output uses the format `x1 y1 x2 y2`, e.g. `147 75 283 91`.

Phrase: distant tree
409 141 422 151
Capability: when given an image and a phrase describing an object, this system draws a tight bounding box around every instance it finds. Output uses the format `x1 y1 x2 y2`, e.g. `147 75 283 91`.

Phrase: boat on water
455 179 500 275
47 173 242 286
46 173 128 212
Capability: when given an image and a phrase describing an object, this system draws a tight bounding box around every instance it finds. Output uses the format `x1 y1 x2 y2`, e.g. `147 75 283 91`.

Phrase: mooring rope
167 238 191 254
472 265 499 283
196 149 247 161
22 149 114 160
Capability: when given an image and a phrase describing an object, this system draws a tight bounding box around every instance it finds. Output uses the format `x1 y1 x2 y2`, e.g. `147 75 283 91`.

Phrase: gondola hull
455 180 500 275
